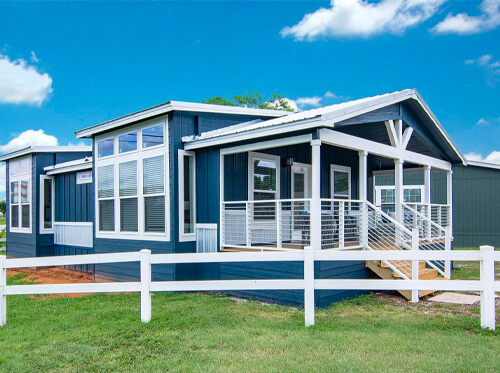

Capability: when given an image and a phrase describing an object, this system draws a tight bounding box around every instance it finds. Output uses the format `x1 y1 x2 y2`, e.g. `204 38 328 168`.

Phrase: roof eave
0 146 92 162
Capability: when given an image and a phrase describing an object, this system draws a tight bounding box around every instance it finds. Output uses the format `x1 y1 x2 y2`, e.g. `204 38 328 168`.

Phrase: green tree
0 200 5 215
202 91 295 112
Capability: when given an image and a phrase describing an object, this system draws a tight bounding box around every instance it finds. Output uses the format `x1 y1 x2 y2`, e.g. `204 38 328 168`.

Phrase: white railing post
361 201 368 249
304 246 315 327
276 201 282 250
339 201 345 250
311 140 322 251
140 249 152 323
480 245 495 330
0 255 6 326
444 227 452 279
411 228 420 303
245 202 251 247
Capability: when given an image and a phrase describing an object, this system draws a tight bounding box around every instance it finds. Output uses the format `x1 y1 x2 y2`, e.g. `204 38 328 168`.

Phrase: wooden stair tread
393 267 439 280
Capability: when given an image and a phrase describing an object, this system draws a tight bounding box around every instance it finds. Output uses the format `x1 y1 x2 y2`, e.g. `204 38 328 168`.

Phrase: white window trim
76 170 93 184
95 117 170 241
118 131 139 155
40 175 55 234
248 152 281 201
374 185 426 206
330 164 351 199
96 136 115 160
9 156 32 234
291 163 311 199
178 149 196 242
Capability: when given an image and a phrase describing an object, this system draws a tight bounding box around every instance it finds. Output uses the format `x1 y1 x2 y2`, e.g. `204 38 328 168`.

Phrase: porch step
366 260 444 301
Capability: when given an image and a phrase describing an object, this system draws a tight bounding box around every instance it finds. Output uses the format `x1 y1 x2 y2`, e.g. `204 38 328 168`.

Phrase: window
40 175 54 233
9 156 31 233
95 120 169 241
375 185 425 208
330 165 351 199
97 138 114 158
178 150 196 241
248 152 280 220
119 132 137 154
142 124 164 149
76 170 92 184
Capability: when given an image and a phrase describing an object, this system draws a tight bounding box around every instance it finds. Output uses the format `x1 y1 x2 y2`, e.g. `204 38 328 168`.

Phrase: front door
291 164 311 241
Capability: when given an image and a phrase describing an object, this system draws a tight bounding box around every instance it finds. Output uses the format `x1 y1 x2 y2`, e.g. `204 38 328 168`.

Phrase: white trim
218 134 312 156
374 185 426 206
248 152 281 202
196 223 217 230
0 146 91 162
319 129 452 171
75 101 287 139
45 162 92 176
76 170 93 184
8 156 32 234
466 160 500 170
39 175 55 234
54 221 93 227
95 118 170 242
291 163 312 199
330 164 351 199
372 167 429 176
178 150 197 242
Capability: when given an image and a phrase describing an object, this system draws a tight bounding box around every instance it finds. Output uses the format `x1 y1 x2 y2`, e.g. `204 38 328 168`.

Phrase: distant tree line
202 91 295 112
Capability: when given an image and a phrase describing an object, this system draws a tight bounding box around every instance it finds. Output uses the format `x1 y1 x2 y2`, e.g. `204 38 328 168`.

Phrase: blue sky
0 1 499 199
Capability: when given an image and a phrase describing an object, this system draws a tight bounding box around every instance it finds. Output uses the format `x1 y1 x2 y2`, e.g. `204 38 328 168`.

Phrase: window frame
9 156 32 234
94 118 170 241
96 136 115 160
76 170 93 184
330 164 351 199
39 175 55 234
178 149 197 242
374 185 425 206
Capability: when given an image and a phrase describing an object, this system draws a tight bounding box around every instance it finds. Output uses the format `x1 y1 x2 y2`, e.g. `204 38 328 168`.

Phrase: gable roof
75 100 290 139
0 146 91 162
184 89 465 165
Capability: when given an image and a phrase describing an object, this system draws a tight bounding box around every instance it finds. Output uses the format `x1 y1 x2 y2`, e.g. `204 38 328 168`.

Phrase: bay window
9 156 31 233
95 120 169 241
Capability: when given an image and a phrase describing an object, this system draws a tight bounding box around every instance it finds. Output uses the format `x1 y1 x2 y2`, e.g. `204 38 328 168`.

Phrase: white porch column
311 140 322 250
394 159 404 225
359 151 368 248
424 165 432 239
446 170 453 233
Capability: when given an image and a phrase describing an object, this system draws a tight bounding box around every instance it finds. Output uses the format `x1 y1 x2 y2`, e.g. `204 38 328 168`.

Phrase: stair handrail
365 201 413 236
402 202 445 237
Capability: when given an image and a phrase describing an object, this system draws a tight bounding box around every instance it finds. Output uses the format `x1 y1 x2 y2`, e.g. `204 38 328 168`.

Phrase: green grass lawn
0 217 5 225
0 272 499 372
452 247 500 281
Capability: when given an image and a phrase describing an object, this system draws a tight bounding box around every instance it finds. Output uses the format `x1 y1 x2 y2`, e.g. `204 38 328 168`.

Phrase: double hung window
9 156 31 233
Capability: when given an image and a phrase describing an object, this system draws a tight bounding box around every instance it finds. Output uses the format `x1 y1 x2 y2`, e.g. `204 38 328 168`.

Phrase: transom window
9 156 31 233
95 120 169 241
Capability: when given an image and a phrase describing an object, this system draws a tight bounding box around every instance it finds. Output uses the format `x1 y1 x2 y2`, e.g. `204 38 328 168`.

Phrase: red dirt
7 267 94 298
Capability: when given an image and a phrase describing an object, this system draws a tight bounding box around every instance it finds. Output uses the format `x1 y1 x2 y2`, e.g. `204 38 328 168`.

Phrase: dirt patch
372 291 500 323
7 267 94 298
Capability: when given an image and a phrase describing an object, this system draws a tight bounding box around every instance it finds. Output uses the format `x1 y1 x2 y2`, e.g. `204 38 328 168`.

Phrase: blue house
1 89 468 306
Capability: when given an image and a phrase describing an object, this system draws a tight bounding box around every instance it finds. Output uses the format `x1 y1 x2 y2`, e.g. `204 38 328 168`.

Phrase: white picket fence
0 247 498 329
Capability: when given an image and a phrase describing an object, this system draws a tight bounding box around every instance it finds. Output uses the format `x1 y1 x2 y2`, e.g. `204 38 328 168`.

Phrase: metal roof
0 146 91 162
44 156 93 175
75 100 290 139
466 160 500 170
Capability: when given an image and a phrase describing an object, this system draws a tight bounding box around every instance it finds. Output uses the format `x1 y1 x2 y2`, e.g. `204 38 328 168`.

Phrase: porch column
394 159 404 225
424 166 432 239
311 140 322 250
359 151 368 248
446 170 453 231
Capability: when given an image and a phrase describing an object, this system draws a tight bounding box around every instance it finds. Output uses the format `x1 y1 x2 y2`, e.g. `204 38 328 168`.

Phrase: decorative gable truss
385 119 414 150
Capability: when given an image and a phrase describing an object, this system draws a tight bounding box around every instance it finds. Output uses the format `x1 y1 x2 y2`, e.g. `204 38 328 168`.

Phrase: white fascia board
45 162 93 176
75 101 288 139
185 117 325 151
0 146 91 162
319 129 452 171
466 160 500 170
220 134 313 156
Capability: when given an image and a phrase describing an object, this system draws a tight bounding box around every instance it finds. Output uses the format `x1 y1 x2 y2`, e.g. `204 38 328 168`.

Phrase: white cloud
30 51 40 63
280 0 446 40
465 54 500 82
0 52 53 105
432 0 500 35
324 91 337 98
464 59 475 65
476 118 488 126
0 129 58 154
296 96 323 108
465 151 500 164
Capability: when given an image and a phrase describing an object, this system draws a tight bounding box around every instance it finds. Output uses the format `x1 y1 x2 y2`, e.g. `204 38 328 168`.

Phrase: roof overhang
0 146 91 162
44 157 93 175
75 101 290 139
183 89 466 165
465 160 500 170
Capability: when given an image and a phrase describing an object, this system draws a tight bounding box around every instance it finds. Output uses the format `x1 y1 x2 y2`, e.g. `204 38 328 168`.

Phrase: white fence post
444 228 452 279
140 249 152 323
480 245 495 330
411 229 419 303
0 255 6 326
304 246 315 327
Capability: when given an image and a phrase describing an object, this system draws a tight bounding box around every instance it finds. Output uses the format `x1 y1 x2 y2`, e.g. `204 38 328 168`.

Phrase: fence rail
0 247 498 329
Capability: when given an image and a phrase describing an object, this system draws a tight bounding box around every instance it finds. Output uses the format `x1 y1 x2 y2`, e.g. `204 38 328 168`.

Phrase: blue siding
54 172 94 222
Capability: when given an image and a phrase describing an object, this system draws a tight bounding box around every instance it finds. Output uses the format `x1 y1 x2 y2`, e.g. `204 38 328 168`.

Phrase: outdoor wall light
284 157 294 167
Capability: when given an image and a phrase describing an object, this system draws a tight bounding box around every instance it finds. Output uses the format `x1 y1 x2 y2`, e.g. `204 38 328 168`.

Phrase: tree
202 91 295 112
0 200 5 215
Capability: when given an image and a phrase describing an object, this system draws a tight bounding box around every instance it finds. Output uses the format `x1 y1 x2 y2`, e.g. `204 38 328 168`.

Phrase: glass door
291 164 311 241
